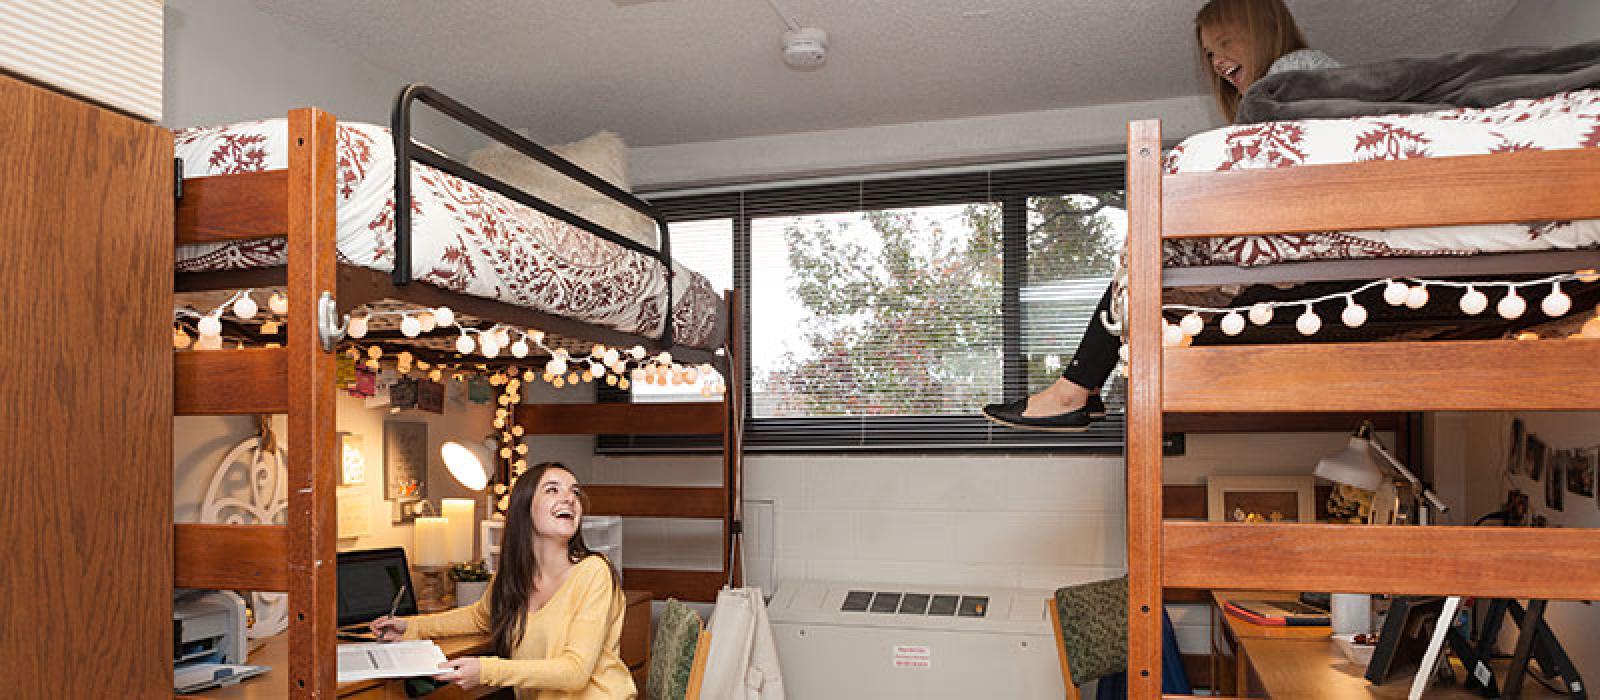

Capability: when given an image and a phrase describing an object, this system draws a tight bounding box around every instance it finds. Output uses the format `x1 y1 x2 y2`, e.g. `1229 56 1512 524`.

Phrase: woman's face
1199 23 1257 92
529 468 584 539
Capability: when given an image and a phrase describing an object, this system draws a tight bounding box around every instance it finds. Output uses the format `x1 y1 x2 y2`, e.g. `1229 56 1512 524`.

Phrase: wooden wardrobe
0 73 173 697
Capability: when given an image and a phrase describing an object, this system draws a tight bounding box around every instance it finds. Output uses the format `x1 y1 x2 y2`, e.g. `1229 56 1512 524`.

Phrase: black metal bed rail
391 83 675 347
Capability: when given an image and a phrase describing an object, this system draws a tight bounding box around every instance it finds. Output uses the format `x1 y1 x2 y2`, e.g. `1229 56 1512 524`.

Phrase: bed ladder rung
175 348 289 415
1163 522 1600 600
175 524 289 591
1163 339 1600 412
175 170 290 244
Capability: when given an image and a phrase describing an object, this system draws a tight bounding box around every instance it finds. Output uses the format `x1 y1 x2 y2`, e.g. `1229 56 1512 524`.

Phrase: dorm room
7 1 1600 699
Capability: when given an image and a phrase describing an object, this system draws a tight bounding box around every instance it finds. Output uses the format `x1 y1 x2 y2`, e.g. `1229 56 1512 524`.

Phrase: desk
188 590 652 698
1212 592 1565 699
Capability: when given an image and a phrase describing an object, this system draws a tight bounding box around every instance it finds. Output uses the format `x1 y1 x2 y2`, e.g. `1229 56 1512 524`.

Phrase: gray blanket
1237 39 1600 124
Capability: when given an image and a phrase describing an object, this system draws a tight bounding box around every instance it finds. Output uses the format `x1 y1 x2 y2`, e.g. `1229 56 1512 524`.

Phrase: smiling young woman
372 462 635 699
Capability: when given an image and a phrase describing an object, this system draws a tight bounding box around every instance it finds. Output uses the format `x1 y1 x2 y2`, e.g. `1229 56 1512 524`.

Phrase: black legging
1060 283 1120 391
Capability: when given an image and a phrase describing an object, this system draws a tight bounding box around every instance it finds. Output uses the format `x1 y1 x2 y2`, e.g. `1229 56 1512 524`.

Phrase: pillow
467 129 659 249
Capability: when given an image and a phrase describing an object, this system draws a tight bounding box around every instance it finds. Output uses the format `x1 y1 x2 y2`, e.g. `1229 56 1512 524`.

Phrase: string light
400 314 422 338
233 293 259 320
1156 272 1593 341
1340 296 1367 328
348 315 369 339
267 292 289 315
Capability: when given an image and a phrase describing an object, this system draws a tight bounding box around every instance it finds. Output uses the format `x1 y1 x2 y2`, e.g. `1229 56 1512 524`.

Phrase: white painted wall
1437 411 1600 687
1486 0 1600 48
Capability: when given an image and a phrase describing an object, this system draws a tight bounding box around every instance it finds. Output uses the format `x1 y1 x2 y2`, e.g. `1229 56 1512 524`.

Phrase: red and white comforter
174 119 724 349
1162 89 1600 268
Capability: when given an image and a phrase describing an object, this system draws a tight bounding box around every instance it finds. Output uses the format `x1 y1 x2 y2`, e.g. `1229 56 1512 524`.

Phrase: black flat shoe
981 398 1092 432
1085 394 1106 420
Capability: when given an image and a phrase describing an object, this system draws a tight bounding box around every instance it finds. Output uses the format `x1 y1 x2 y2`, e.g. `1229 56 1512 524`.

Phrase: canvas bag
700 587 785 700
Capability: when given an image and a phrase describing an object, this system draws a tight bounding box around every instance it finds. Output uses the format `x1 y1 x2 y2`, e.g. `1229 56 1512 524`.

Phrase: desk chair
646 599 712 700
1048 577 1192 700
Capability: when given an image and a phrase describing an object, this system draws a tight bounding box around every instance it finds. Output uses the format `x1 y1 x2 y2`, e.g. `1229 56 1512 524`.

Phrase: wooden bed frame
173 108 744 697
1122 119 1600 698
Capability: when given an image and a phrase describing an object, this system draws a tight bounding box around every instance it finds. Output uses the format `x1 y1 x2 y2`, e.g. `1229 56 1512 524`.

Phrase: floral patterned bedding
1161 89 1600 268
174 119 725 349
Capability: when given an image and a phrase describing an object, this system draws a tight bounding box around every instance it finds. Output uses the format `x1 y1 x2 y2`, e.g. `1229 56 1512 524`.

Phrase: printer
173 590 265 692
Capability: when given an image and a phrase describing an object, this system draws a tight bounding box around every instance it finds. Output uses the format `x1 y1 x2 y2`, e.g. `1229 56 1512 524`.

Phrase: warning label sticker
893 645 931 669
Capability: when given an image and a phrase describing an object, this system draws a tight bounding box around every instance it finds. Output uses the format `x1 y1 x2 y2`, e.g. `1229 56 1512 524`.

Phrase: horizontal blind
601 160 1129 452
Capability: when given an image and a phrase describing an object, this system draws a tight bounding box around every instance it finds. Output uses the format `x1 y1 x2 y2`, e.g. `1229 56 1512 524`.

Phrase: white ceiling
251 0 1519 148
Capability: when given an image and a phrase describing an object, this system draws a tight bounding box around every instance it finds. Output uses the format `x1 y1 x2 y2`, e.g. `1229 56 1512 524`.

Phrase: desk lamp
1314 421 1449 525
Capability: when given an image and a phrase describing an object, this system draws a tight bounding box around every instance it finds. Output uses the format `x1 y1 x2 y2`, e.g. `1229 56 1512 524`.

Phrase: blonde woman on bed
372 463 635 699
983 0 1340 431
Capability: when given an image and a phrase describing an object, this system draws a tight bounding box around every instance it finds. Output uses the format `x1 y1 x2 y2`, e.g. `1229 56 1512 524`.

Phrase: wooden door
0 73 173 696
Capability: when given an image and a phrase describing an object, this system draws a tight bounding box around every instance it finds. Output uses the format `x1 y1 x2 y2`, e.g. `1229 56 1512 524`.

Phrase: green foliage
761 192 1124 416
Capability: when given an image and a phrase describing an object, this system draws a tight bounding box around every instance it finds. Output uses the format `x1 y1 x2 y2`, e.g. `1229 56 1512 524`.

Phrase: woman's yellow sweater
403 556 635 699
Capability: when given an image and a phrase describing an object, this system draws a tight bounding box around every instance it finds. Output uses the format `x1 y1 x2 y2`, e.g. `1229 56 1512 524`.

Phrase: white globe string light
1459 285 1488 315
173 327 192 349
1383 280 1409 306
455 333 475 354
433 306 455 327
510 338 530 358
233 293 258 320
479 334 502 358
1341 296 1368 328
198 314 222 338
348 316 369 339
1404 284 1430 310
400 314 423 338
1248 302 1274 326
1498 287 1526 319
1161 320 1184 347
417 311 436 333
1220 311 1246 336
1541 282 1572 317
1178 312 1204 337
1296 305 1322 336
267 292 289 315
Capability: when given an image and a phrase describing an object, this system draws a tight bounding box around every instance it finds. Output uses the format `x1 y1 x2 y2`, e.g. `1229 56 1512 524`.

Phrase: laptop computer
337 547 419 640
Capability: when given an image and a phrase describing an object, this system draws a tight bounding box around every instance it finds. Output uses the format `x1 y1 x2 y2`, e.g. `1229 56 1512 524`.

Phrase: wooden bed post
1125 119 1165 699
286 107 340 697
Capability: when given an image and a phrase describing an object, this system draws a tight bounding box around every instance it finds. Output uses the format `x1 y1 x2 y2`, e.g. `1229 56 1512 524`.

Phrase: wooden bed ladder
174 108 341 697
1122 119 1600 698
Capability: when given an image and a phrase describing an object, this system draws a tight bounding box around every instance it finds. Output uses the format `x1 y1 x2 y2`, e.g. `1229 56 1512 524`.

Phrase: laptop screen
337 547 419 627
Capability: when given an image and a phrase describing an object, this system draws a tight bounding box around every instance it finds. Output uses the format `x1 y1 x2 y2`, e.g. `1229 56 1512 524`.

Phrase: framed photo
1566 447 1595 499
1207 475 1317 523
1546 454 1565 511
385 421 429 522
1526 434 1548 482
1505 418 1524 475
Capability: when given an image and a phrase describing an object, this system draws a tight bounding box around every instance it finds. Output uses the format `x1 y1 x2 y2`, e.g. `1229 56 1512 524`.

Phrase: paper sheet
336 640 448 683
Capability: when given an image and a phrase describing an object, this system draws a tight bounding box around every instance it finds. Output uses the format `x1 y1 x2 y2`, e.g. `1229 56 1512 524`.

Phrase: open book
337 640 449 683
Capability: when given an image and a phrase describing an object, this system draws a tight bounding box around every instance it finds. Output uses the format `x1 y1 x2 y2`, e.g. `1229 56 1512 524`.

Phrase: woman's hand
370 615 407 642
435 657 483 689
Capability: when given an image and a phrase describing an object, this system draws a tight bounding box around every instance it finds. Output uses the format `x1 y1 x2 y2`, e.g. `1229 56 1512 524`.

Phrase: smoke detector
781 27 828 69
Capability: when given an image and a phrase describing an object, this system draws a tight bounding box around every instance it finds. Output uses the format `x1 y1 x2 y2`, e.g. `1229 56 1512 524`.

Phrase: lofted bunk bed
172 85 743 697
1119 90 1600 697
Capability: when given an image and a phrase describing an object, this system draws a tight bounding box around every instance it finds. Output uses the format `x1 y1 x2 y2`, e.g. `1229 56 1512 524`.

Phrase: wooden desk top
185 633 492 699
1213 592 1563 699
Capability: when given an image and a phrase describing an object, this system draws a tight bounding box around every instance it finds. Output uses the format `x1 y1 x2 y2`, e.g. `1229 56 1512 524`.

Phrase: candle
414 516 449 567
441 498 476 564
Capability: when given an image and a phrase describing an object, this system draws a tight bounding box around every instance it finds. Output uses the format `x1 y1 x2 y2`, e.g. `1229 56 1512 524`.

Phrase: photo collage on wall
1504 418 1600 516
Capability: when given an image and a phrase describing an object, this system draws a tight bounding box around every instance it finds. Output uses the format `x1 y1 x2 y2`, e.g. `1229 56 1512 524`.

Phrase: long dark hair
487 462 616 657
1195 0 1311 123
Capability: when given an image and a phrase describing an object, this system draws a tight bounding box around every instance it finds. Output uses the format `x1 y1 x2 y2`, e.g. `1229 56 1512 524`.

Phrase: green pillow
646 599 702 700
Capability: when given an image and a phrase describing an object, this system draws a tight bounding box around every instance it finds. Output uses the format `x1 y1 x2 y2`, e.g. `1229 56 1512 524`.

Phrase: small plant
450 560 490 582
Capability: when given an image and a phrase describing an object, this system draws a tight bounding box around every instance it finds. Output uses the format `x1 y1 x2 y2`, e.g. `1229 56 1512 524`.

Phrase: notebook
1224 598 1331 626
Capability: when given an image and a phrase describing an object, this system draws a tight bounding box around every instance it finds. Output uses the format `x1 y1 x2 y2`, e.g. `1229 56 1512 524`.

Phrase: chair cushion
646 599 702 700
1055 576 1128 686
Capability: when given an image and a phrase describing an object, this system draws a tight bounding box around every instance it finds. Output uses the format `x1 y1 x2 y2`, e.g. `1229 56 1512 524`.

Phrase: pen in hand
371 585 409 642
388 584 408 620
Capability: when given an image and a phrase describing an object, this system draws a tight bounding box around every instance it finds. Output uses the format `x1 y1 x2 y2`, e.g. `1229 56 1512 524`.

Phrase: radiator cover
766 580 1064 699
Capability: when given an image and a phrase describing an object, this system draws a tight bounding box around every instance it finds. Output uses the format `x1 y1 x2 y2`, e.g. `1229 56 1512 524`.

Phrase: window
611 162 1127 452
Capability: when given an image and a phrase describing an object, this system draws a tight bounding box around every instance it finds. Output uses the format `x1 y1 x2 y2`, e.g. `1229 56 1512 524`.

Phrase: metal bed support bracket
317 291 347 352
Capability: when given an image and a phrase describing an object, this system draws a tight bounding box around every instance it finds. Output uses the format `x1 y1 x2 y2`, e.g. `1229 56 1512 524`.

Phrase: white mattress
1162 89 1600 268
